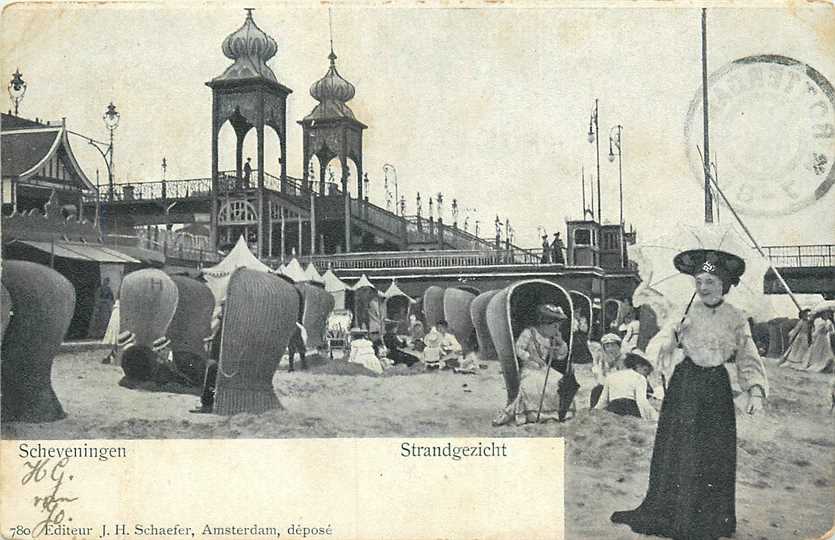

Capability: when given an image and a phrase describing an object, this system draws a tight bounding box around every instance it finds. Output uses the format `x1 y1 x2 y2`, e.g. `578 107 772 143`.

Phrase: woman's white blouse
656 300 768 396
594 369 658 420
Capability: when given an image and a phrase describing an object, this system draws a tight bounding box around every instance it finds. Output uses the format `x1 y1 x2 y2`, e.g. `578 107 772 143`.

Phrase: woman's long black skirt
611 357 737 540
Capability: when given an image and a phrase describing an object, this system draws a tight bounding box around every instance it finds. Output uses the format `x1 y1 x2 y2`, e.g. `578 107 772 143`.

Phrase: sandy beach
3 349 833 540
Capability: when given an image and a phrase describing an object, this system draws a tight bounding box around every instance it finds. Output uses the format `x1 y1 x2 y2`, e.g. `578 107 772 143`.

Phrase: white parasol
629 222 777 323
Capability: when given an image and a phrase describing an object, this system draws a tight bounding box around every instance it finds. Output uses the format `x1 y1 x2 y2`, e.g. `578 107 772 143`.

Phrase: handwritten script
21 457 78 538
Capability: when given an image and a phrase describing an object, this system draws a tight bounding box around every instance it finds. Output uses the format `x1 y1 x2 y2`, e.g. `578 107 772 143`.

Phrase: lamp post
587 99 601 223
383 164 398 215
102 102 120 202
8 69 26 116
608 124 623 226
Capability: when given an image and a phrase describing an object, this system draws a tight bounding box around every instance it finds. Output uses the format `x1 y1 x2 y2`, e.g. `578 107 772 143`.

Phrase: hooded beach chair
443 287 477 355
297 282 335 351
486 279 576 420
168 275 215 386
470 289 500 361
422 285 445 330
118 269 179 380
1 260 75 422
212 268 299 415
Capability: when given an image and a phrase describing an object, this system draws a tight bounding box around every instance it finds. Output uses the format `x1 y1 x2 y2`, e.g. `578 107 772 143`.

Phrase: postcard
1 2 833 539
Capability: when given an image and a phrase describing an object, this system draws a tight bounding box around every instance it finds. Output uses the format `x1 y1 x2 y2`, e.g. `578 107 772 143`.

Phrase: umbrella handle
673 293 698 347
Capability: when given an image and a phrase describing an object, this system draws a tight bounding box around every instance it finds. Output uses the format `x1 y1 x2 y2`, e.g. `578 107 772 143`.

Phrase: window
219 200 258 224
574 228 591 246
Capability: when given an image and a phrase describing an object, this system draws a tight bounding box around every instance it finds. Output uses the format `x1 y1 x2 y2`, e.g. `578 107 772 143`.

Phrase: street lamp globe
103 102 120 131
8 69 27 115
608 149 616 162
587 129 595 144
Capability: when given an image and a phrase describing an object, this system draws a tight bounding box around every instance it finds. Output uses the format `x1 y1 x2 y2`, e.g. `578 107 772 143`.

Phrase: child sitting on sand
347 328 384 375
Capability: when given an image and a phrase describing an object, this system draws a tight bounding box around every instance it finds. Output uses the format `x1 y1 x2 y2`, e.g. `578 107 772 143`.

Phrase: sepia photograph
1 2 833 539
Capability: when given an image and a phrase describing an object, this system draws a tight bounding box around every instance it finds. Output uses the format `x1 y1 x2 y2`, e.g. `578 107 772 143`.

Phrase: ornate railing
762 244 834 268
297 247 542 272
87 170 314 202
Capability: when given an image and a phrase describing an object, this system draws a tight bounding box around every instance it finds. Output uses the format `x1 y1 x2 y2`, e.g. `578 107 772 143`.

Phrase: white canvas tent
383 280 414 334
383 281 413 302
322 269 348 309
304 263 324 284
281 258 308 283
201 235 271 302
352 274 375 291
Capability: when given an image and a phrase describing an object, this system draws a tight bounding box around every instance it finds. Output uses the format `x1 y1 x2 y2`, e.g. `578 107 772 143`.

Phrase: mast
581 165 586 217
702 8 714 223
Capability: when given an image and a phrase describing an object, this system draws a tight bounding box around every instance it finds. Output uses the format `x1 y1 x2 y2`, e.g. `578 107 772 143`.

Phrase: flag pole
697 146 802 312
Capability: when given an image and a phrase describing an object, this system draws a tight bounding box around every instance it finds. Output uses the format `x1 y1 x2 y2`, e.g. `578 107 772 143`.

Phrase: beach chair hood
213 268 299 415
1 260 75 422
443 287 477 353
486 279 574 407
470 289 500 361
168 275 215 385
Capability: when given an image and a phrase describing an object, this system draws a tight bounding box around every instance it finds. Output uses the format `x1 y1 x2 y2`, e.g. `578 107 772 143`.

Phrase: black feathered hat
673 249 745 287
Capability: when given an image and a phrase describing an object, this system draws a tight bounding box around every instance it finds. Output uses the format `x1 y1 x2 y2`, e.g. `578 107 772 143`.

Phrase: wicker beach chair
570 291 594 365
470 289 499 361
297 283 335 351
118 269 179 377
443 287 477 354
422 285 445 330
168 275 215 386
213 268 299 415
1 260 75 422
486 279 575 410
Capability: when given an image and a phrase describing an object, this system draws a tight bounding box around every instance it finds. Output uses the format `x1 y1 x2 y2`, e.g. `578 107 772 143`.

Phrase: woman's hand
744 392 764 415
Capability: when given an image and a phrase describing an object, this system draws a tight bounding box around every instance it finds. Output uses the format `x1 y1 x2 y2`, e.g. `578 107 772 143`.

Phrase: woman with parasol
492 304 569 425
611 248 767 539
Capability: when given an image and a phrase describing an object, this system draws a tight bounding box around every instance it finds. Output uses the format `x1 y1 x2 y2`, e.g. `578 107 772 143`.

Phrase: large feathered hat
673 249 745 286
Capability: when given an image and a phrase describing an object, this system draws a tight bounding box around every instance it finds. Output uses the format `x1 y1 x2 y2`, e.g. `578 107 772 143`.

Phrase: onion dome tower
206 9 293 258
300 46 367 201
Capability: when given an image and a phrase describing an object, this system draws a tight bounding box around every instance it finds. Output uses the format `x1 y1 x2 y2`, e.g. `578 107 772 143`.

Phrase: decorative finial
328 8 335 57
245 8 255 18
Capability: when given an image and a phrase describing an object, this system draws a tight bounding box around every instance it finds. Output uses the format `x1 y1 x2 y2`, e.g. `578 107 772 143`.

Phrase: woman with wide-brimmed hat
611 249 768 540
492 303 568 425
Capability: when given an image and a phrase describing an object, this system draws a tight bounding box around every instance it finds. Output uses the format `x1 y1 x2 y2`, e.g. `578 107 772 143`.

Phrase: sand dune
3 350 832 539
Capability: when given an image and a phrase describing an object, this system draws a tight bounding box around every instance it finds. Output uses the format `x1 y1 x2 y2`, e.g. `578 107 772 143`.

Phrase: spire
214 9 279 83
304 11 357 122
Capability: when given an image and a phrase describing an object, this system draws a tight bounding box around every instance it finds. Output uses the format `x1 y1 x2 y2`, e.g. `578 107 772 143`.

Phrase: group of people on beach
345 318 472 376
490 247 770 540
781 307 835 373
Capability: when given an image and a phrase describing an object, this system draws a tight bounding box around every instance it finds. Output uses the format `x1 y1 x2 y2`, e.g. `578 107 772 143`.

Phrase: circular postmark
685 54 835 216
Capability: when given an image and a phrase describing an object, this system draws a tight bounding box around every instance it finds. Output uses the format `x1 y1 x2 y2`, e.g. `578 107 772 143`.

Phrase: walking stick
536 332 574 422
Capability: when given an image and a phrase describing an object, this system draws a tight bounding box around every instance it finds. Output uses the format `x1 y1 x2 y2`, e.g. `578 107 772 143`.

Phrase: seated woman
493 304 569 426
589 333 626 407
347 327 385 375
594 352 658 420
383 320 419 367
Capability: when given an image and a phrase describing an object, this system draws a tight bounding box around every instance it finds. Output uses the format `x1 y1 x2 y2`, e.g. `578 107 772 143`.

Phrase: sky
2 3 833 249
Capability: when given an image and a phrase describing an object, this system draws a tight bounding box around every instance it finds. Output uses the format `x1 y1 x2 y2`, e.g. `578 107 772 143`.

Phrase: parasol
629 222 778 324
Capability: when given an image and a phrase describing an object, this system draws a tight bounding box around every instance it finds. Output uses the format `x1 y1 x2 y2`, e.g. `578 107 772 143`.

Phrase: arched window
218 200 258 225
